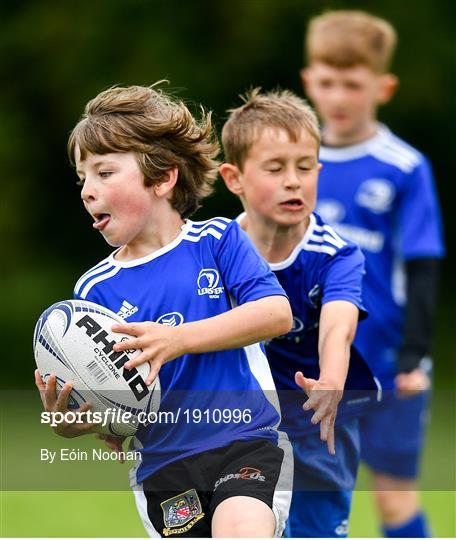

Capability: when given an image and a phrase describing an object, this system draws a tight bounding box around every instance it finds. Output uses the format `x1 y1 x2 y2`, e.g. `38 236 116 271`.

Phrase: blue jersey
74 218 287 483
316 125 445 386
238 212 378 438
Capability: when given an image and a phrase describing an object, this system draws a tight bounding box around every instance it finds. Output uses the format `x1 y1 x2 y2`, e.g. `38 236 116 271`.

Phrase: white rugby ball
33 299 160 436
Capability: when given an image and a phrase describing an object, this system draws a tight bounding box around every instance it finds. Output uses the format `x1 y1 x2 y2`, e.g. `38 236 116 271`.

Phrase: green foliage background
1 0 454 388
0 0 454 536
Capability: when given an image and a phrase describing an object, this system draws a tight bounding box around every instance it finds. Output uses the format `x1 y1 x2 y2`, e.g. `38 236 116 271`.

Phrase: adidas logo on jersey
117 300 139 319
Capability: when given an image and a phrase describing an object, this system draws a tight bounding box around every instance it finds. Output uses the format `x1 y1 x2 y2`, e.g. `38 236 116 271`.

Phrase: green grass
1 491 145 537
1 488 454 537
350 473 456 537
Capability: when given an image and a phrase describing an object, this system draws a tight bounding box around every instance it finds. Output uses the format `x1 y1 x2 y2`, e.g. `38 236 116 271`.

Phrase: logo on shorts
335 519 349 536
161 489 205 536
197 268 224 298
214 467 266 490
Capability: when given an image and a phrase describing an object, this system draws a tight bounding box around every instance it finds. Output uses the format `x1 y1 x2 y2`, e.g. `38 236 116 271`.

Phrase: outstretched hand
295 371 343 456
111 321 184 385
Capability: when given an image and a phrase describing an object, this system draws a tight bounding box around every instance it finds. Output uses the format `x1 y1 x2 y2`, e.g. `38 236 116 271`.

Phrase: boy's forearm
318 325 352 389
177 295 292 354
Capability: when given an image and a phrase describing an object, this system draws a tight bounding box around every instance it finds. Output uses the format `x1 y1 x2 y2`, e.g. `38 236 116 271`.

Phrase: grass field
0 389 454 538
1 488 455 537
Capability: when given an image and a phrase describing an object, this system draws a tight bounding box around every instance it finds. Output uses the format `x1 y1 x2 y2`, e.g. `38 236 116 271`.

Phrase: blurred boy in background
302 10 445 537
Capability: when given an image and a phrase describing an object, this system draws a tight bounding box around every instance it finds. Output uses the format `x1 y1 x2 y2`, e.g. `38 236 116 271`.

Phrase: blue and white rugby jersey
238 212 378 438
74 217 287 483
316 125 445 386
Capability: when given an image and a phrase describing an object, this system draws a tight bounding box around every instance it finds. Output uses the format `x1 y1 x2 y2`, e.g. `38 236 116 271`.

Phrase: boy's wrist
173 323 192 356
317 373 345 391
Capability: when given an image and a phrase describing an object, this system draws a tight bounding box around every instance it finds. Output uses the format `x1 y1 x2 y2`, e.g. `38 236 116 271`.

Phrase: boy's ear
378 73 399 104
219 163 244 196
154 167 179 197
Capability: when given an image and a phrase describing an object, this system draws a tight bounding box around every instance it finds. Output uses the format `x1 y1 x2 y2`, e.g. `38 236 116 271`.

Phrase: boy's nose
284 171 301 189
328 86 347 105
81 179 96 202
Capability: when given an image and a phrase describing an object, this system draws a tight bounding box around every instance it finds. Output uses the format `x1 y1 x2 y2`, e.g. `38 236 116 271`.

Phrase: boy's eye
99 171 112 178
76 178 85 187
345 82 362 91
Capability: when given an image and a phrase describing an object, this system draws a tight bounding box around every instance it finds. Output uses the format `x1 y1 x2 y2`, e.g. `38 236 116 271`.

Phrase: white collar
319 124 391 162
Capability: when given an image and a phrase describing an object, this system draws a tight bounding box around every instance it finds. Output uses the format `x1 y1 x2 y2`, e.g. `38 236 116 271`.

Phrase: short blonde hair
306 10 397 73
222 88 320 170
68 84 220 218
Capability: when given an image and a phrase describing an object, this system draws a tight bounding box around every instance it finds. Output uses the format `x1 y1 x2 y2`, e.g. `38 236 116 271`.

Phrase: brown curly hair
68 83 220 218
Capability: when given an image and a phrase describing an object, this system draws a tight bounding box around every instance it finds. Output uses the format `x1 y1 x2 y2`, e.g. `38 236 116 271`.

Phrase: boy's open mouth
280 199 304 209
92 213 111 230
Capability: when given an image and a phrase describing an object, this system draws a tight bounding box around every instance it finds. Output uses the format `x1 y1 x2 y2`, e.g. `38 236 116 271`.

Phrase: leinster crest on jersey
161 489 204 536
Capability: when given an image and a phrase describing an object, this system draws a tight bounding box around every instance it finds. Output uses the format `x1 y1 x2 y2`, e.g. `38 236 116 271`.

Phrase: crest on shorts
161 489 205 536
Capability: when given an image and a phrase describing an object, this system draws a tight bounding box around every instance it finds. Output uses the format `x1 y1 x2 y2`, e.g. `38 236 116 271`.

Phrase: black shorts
132 437 293 538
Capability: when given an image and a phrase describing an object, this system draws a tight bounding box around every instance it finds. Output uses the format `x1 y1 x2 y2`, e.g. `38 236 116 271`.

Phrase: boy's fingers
124 352 149 370
303 389 322 411
145 364 159 386
295 372 316 395
44 375 57 406
320 415 330 440
326 424 336 456
55 382 74 411
111 323 142 336
35 370 47 406
311 408 326 424
77 402 93 414
114 337 143 354
107 439 123 452
319 415 336 455
303 395 317 411
34 369 45 390
75 421 100 433
98 436 125 463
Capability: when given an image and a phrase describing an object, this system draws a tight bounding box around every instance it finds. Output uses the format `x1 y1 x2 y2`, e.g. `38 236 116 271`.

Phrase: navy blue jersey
316 126 445 386
239 212 378 438
74 218 287 483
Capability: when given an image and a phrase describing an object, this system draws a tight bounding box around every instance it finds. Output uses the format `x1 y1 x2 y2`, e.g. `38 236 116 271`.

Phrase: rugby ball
33 299 160 436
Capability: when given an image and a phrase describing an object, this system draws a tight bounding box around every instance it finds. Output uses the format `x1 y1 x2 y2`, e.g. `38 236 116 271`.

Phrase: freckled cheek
304 179 318 207
257 193 277 211
254 184 277 205
109 192 150 216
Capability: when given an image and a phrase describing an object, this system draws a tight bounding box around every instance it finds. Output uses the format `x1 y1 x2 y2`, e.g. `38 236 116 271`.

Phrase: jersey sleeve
398 157 445 260
214 220 287 305
320 243 368 319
